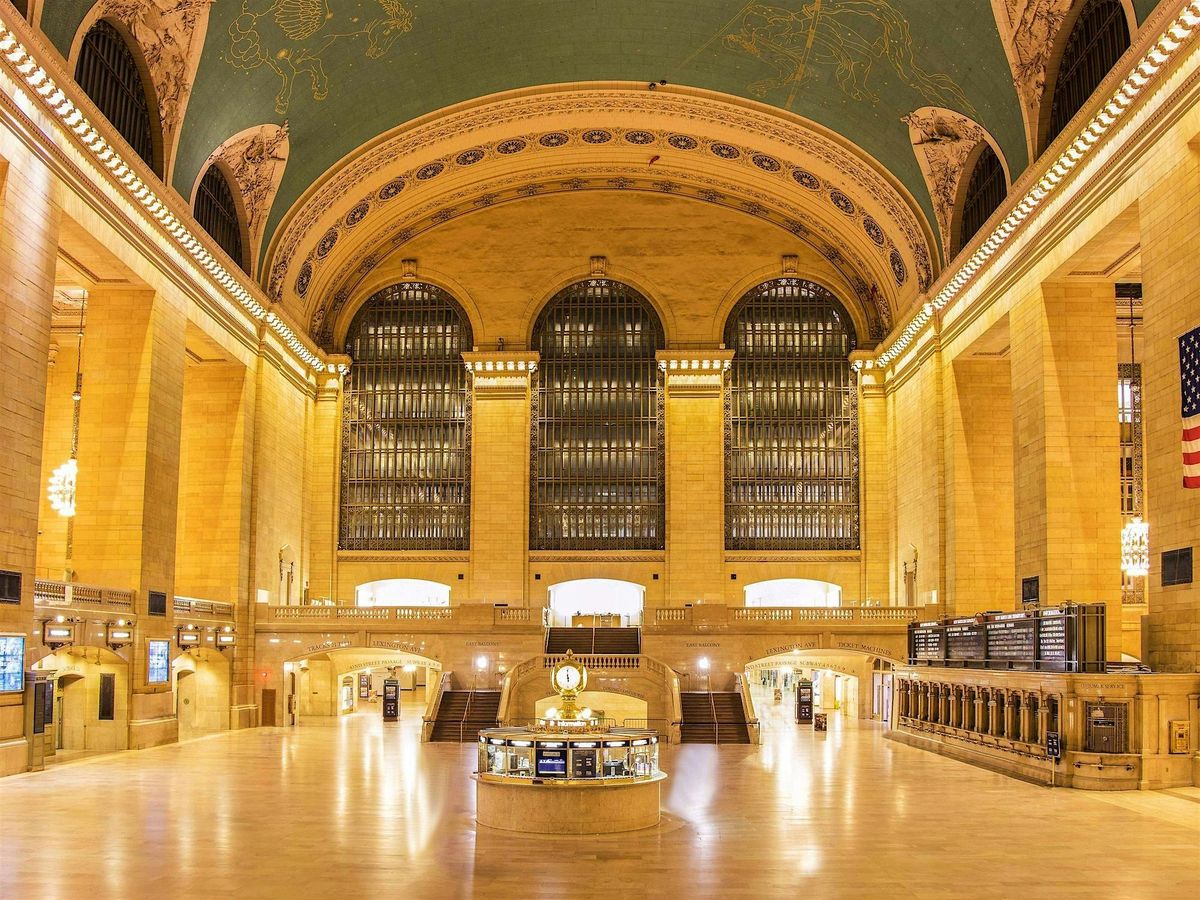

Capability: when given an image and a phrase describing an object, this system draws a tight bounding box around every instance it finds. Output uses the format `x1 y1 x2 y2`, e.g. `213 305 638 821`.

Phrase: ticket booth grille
1084 701 1128 754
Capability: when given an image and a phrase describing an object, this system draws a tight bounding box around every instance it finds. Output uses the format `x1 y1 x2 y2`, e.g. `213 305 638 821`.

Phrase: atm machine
796 678 814 725
382 678 400 722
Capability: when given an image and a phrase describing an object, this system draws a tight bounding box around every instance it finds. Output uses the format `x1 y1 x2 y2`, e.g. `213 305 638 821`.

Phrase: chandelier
1121 515 1149 577
47 458 77 517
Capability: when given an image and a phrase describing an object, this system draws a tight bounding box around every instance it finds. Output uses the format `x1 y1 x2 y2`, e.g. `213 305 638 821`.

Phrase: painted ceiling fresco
39 1 1161 261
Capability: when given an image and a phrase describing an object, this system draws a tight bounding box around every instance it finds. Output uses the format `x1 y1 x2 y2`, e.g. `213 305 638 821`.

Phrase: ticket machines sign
382 678 399 722
796 679 814 724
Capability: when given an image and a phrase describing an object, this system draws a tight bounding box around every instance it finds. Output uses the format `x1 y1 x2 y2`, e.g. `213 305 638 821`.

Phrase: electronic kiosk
382 678 400 722
796 678 814 724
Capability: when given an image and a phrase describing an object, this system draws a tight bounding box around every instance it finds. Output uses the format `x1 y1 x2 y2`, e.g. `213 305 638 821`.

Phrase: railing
651 604 927 627
543 654 642 670
494 607 531 623
422 671 454 742
266 605 453 622
733 607 794 622
34 579 134 612
173 596 236 620
654 607 690 624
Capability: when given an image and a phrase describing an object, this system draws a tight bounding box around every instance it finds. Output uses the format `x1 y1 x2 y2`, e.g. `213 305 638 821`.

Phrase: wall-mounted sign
43 622 76 646
177 630 201 647
215 633 236 647
0 635 25 693
148 639 170 684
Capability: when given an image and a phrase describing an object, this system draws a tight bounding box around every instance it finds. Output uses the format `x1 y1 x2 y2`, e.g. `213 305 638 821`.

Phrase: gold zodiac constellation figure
722 1 975 115
227 0 414 114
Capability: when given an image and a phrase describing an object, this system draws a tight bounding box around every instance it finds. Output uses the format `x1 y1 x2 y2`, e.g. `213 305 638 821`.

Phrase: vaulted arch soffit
261 87 939 349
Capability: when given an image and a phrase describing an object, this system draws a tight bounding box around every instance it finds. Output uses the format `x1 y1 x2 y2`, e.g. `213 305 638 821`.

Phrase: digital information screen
910 625 943 661
1038 611 1070 665
0 635 25 693
907 605 1104 672
945 621 985 661
985 616 1037 662
147 639 170 684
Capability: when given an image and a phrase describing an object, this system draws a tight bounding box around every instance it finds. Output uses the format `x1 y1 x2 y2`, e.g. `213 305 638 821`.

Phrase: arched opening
74 19 161 175
744 578 842 608
724 279 859 551
952 143 1007 257
33 647 130 755
283 647 442 725
1041 0 1131 155
194 163 249 273
547 578 645 627
339 282 474 551
354 578 451 607
172 649 231 741
530 279 665 551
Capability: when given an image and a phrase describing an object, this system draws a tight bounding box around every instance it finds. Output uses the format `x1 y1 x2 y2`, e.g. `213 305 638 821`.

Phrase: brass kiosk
474 652 666 834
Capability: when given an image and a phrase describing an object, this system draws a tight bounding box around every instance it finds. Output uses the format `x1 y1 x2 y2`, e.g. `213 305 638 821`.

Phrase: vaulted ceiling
35 0 1164 331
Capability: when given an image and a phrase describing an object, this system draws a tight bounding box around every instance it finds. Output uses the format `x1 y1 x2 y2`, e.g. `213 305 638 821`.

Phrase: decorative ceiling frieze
990 0 1076 156
903 107 1004 262
194 122 290 277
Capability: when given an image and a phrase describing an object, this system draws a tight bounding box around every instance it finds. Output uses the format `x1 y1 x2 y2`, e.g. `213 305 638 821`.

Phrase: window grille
724 279 859 550
531 279 665 550
956 144 1006 256
75 20 157 174
194 165 247 272
1045 0 1130 152
339 283 472 550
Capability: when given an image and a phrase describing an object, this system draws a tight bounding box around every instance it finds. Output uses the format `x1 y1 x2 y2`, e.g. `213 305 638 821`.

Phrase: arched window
725 279 859 550
75 20 158 174
339 283 473 550
955 144 1006 257
531 279 665 550
1044 0 1130 152
194 165 247 272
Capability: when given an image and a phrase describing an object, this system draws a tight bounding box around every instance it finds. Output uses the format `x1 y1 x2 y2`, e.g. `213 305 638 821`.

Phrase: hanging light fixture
47 294 85 519
1120 287 1148 578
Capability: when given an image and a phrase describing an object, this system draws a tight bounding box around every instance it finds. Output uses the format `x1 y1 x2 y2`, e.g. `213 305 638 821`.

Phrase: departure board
985 617 1037 663
910 625 943 660
946 622 985 661
907 604 1106 672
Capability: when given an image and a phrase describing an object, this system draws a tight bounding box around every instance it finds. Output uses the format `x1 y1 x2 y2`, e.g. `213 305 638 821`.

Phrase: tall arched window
725 279 859 550
531 279 665 550
75 20 159 174
1044 0 1130 152
955 144 1006 257
194 165 247 272
339 283 473 550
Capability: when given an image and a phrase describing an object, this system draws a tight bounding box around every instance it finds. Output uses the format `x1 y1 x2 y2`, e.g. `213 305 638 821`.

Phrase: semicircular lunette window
955 144 1007 258
74 20 158 175
531 279 665 551
1044 0 1130 153
339 283 473 550
724 279 859 551
194 165 247 272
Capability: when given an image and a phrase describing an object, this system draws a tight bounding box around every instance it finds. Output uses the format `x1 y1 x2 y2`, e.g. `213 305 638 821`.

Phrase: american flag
1183 324 1200 488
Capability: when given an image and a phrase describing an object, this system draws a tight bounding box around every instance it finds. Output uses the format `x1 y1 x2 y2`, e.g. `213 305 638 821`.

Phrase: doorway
547 578 645 626
743 578 842 607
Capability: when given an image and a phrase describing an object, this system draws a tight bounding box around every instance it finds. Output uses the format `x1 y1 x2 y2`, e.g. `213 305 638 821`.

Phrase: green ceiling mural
38 1 1162 267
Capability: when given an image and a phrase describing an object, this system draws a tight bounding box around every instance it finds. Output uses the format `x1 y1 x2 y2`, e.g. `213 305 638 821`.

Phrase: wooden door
261 689 277 726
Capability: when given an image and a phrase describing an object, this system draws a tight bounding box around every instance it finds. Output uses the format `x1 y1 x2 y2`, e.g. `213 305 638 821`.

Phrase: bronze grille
339 283 472 550
724 279 859 550
194 165 247 273
1045 0 1130 152
956 144 1006 257
531 279 665 550
74 20 158 175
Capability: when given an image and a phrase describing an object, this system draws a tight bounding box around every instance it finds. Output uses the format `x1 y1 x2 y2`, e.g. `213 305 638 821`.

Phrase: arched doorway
743 578 842 607
33 647 129 754
354 579 451 607
743 650 877 725
283 647 443 725
533 691 649 728
173 649 231 740
547 578 645 627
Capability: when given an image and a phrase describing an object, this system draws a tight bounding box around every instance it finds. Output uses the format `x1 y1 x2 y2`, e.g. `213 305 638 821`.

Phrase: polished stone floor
1 688 1197 899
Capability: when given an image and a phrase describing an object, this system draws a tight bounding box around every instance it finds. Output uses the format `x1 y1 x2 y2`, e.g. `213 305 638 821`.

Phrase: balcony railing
34 579 134 612
173 596 236 620
653 605 926 627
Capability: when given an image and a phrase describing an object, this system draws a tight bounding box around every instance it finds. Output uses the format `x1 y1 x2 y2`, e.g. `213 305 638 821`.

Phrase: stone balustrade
34 579 134 612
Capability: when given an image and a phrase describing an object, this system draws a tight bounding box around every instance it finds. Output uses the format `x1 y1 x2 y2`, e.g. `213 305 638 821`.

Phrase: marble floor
1 689 1197 899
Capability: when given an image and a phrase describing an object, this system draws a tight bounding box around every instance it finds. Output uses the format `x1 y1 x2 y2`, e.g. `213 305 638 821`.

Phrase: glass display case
477 728 660 785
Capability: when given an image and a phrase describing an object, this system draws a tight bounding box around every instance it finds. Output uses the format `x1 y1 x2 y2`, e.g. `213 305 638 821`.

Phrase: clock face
555 665 582 691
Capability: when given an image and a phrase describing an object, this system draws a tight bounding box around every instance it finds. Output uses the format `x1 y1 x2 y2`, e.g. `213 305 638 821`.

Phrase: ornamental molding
305 162 897 349
262 86 937 328
903 107 1004 262
194 122 290 277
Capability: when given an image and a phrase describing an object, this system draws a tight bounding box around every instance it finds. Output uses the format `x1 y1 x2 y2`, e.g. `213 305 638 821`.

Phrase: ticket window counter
483 741 534 778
